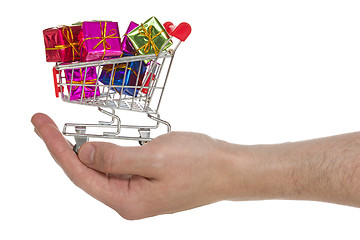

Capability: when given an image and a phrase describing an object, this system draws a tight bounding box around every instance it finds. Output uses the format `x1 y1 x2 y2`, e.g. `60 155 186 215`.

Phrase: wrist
222 142 305 201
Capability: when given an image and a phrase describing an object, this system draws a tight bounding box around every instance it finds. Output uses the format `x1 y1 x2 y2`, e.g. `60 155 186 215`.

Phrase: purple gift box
65 66 100 100
120 21 139 55
80 21 122 62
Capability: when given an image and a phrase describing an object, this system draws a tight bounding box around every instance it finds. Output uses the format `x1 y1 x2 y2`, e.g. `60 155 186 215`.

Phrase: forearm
31 112 360 219
225 132 360 206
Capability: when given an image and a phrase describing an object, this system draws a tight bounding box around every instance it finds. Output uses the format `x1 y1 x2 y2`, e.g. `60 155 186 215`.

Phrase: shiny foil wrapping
141 61 160 94
80 21 122 62
127 17 172 63
120 21 139 55
43 26 82 62
64 66 100 100
99 59 147 96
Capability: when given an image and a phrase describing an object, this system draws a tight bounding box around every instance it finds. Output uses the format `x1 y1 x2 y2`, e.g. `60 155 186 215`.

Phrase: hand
31 113 240 220
32 113 360 219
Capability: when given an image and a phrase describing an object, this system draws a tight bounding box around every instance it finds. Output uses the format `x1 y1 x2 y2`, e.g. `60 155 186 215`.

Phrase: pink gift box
120 21 139 55
80 21 122 62
64 66 100 100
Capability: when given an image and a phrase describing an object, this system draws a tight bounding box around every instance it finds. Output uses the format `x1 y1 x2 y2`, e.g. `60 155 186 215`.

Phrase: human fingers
31 113 58 129
31 113 73 146
31 114 119 206
31 113 58 139
78 142 158 178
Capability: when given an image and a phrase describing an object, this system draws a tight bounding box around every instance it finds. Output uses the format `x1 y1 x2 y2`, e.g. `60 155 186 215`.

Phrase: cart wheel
138 140 149 146
138 128 150 146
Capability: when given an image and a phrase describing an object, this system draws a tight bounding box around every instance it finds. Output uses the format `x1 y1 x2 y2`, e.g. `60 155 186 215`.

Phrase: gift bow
136 24 165 56
45 27 80 61
83 22 120 60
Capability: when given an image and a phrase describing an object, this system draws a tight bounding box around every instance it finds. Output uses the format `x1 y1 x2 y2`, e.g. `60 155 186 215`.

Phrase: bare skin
31 113 360 220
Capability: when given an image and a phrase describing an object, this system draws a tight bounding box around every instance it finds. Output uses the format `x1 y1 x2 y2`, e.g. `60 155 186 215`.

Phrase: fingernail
80 143 95 165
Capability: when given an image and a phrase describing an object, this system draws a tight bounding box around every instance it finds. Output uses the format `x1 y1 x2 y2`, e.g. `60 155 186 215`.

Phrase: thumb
78 142 156 177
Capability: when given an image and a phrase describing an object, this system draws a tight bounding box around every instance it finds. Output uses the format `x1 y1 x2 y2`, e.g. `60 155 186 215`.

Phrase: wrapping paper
80 21 122 61
120 21 139 55
127 17 172 63
64 66 100 100
43 26 82 62
99 59 146 96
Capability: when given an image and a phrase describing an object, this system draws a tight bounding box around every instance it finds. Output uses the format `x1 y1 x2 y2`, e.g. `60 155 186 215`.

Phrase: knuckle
101 148 116 173
71 176 83 189
66 171 83 188
143 144 165 169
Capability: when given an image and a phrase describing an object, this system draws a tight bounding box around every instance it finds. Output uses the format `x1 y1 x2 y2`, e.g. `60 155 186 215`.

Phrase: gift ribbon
45 27 80 61
136 24 164 56
103 63 138 76
102 64 140 94
82 22 120 60
69 79 98 98
67 68 98 98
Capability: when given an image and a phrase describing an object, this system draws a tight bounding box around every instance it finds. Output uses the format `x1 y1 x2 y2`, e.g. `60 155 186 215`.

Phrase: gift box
43 25 82 62
120 21 139 55
99 58 147 96
80 21 122 61
127 17 172 63
64 66 100 100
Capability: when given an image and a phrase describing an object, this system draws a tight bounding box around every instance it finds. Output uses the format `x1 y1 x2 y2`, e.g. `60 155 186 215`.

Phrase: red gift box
43 25 82 63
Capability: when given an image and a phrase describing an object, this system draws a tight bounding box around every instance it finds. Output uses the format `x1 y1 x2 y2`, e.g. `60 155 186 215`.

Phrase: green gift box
127 16 172 63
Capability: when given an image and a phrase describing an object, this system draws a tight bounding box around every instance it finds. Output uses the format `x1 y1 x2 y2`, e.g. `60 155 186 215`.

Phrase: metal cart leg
137 114 171 146
98 107 121 136
147 113 171 132
73 126 89 154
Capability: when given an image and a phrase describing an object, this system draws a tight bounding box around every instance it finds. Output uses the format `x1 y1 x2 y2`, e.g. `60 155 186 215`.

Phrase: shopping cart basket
52 22 191 152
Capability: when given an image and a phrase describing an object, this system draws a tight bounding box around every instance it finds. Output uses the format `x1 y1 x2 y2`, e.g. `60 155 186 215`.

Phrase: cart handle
53 67 63 98
164 22 191 42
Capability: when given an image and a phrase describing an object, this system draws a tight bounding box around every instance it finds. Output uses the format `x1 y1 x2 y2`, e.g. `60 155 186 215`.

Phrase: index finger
31 113 123 206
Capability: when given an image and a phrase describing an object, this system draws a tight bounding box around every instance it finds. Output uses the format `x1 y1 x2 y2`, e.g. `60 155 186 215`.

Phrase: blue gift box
99 58 147 96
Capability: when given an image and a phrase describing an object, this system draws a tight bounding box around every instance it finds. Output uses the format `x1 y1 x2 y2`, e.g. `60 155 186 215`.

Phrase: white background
1 0 360 239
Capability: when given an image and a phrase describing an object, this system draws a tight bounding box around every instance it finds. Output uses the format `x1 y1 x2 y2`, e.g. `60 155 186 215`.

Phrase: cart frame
51 22 191 151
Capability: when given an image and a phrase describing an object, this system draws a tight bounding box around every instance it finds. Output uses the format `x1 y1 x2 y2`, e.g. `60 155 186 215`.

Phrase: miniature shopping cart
52 22 191 152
